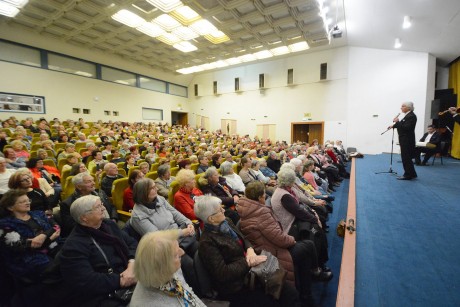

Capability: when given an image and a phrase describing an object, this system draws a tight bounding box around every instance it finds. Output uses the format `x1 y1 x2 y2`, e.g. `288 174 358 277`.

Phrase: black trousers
289 241 315 304
414 146 436 164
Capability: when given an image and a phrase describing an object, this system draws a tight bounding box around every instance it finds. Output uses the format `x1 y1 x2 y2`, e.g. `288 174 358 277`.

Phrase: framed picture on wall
0 92 46 114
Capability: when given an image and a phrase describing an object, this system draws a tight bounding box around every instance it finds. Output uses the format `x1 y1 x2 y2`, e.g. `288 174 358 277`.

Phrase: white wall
347 47 433 154
189 47 349 143
0 61 189 123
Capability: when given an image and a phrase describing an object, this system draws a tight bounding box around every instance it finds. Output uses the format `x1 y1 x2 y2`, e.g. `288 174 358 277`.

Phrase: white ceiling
0 0 459 74
345 0 460 66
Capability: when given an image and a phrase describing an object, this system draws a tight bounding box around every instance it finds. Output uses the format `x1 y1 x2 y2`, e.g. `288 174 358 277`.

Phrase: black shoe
313 270 333 282
397 176 415 180
321 266 332 272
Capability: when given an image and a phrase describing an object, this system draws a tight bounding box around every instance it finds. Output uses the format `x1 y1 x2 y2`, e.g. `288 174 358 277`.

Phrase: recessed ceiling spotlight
403 16 411 29
394 38 402 49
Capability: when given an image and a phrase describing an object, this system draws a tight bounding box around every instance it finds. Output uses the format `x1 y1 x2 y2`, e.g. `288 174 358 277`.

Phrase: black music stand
376 127 398 175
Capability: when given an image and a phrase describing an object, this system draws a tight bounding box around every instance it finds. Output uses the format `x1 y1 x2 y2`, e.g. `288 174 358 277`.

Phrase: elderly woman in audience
123 169 145 211
8 169 51 214
239 182 332 306
198 166 240 224
144 146 158 165
194 195 301 307
10 140 30 160
174 169 203 223
0 190 61 287
51 195 137 307
178 159 191 170
129 178 198 289
123 154 136 173
272 168 331 272
61 153 79 174
138 161 149 176
57 143 78 161
87 150 105 174
41 140 57 159
69 162 88 176
239 157 275 196
220 161 245 194
154 164 175 198
130 230 206 307
36 148 56 165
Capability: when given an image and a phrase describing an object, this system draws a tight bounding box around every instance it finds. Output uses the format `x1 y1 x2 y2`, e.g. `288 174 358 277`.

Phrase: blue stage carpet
355 154 460 306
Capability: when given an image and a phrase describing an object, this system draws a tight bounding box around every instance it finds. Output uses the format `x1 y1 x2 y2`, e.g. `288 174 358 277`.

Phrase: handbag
246 250 287 300
91 237 134 304
336 219 346 238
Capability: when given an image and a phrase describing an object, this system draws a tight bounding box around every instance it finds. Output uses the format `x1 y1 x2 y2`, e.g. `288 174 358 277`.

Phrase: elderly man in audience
60 173 118 237
154 164 175 198
100 162 124 197
267 151 281 173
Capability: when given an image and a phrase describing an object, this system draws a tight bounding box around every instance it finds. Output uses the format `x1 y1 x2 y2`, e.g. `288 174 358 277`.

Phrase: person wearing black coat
448 107 460 124
414 125 440 165
46 195 137 307
391 102 417 180
60 173 118 237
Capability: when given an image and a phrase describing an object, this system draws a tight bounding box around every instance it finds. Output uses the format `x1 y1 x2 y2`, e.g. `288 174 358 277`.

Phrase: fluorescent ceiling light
288 41 309 52
204 30 230 44
403 16 411 29
171 6 200 24
200 63 217 70
270 46 290 56
153 14 181 31
190 19 217 35
75 71 93 77
394 38 402 48
112 10 145 28
173 41 197 53
238 54 256 62
176 67 195 74
212 60 229 68
253 50 273 59
156 33 181 45
225 57 242 65
2 0 28 8
114 80 130 85
146 0 182 13
172 26 199 40
0 2 19 17
136 22 166 37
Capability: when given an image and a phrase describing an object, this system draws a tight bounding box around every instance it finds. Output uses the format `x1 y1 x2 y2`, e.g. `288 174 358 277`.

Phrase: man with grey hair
100 163 124 197
390 101 418 180
60 172 118 237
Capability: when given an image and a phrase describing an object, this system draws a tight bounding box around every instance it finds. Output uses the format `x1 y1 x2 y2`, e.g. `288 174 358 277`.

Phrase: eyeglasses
210 207 225 217
85 203 105 213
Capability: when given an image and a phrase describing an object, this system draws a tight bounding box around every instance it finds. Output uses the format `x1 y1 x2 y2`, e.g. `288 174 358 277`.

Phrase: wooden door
291 122 324 144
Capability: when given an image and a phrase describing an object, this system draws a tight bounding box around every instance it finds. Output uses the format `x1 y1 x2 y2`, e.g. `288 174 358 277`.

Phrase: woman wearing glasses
8 169 51 214
0 190 61 293
51 195 137 306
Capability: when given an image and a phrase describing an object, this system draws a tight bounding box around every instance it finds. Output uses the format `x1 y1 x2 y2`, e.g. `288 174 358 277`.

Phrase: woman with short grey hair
54 194 138 306
195 195 300 306
220 161 245 193
155 164 174 198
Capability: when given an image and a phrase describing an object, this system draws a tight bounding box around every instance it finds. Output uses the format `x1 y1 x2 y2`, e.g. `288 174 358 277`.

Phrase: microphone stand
375 127 398 175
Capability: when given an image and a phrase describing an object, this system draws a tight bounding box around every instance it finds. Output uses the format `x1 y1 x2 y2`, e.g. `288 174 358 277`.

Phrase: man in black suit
414 125 440 166
390 102 417 180
449 107 460 124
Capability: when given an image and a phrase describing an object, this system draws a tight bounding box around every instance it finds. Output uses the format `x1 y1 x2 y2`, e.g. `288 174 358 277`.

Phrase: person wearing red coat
174 169 203 225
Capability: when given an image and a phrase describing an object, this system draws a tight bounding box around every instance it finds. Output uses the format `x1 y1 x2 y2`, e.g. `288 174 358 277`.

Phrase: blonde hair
134 229 180 287
175 169 195 186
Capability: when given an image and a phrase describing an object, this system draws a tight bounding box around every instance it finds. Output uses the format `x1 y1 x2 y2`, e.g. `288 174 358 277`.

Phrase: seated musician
414 125 440 166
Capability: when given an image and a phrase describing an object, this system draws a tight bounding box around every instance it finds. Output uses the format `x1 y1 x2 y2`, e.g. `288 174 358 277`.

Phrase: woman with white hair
194 195 301 307
220 161 245 193
130 230 206 307
53 195 137 306
271 168 332 273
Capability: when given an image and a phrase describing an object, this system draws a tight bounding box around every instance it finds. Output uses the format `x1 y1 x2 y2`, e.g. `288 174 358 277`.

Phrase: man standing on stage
391 102 418 180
